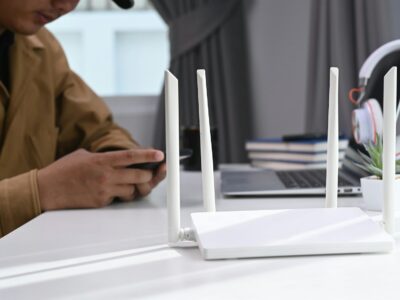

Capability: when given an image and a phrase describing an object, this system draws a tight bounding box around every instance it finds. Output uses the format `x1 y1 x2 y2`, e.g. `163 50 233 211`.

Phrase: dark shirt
0 30 14 91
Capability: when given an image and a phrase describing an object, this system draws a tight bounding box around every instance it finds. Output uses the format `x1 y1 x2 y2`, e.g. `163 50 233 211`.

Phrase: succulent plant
355 134 400 179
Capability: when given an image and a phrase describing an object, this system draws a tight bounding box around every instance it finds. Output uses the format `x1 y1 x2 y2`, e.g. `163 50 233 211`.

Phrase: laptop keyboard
276 169 352 189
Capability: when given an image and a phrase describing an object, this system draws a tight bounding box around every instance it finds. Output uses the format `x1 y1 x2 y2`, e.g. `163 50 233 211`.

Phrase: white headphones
350 39 400 144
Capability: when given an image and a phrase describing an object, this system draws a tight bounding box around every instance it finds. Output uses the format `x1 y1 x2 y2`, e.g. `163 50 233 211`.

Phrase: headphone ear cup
365 99 383 143
352 99 383 144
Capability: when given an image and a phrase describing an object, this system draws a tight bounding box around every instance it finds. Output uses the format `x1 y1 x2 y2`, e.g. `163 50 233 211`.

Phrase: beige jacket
0 29 137 237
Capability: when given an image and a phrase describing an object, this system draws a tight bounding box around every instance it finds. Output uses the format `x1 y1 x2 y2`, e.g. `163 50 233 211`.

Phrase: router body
191 208 394 260
165 68 396 260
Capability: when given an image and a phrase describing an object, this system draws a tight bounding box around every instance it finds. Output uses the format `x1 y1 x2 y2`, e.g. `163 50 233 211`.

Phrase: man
0 0 166 237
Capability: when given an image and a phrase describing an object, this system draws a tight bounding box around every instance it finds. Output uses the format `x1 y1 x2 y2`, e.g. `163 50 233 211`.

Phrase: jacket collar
24 34 45 50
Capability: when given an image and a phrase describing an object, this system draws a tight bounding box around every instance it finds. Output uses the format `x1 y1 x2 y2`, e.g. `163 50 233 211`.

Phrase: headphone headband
359 40 400 87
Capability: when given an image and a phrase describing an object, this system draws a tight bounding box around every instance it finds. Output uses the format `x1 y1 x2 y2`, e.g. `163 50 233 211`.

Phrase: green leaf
354 134 389 179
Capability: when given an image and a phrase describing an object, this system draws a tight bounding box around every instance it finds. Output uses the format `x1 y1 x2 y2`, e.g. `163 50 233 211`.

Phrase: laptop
221 142 368 197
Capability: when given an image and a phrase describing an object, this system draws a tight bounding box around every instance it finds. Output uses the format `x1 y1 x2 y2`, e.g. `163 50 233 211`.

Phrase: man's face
0 0 80 35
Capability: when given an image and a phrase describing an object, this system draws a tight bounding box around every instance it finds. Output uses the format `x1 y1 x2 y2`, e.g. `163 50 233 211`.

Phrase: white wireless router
165 68 395 260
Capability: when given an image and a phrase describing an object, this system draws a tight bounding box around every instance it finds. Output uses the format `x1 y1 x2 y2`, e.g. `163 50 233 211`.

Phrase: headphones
350 40 400 144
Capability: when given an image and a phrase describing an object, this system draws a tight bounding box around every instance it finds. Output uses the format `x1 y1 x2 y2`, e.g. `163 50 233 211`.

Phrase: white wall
246 0 312 139
46 10 169 96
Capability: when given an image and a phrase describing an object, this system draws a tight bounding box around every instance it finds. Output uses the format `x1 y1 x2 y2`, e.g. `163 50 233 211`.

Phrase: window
46 0 169 96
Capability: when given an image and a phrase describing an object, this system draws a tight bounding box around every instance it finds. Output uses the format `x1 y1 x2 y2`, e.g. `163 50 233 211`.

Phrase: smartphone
128 148 193 170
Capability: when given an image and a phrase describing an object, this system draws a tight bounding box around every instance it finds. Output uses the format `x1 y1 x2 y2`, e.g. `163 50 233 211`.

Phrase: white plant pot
360 175 400 211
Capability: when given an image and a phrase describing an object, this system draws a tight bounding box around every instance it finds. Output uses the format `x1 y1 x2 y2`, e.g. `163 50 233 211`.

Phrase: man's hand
37 148 165 211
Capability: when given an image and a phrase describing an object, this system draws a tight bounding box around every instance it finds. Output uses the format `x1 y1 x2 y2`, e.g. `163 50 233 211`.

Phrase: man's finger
132 163 166 197
100 149 164 167
150 163 167 188
136 182 152 198
114 185 136 201
112 168 153 185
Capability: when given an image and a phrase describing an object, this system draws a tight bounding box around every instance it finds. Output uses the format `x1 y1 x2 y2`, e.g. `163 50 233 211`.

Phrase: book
246 137 349 152
248 150 345 162
251 160 343 170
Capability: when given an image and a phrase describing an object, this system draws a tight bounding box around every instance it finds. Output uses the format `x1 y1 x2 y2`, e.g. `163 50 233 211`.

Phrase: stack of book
245 137 349 170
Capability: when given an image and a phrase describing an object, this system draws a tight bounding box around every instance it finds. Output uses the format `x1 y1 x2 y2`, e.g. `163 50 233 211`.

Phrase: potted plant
355 135 400 211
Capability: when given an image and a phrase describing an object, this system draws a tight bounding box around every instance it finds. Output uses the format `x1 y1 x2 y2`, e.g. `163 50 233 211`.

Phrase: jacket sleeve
0 170 41 237
44 29 139 157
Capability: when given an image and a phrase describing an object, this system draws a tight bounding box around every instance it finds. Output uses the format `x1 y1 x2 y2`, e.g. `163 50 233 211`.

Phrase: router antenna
197 70 216 212
165 70 181 243
383 67 397 234
325 67 339 208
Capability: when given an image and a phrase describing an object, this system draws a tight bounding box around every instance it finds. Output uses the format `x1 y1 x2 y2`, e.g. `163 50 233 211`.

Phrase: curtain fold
305 0 391 136
151 0 252 163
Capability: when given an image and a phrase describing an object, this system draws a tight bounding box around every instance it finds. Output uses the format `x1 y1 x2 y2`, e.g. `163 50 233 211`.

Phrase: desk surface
0 171 399 300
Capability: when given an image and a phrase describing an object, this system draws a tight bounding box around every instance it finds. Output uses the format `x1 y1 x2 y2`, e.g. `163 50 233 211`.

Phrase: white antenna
383 67 397 234
165 70 181 244
197 70 216 212
325 67 339 208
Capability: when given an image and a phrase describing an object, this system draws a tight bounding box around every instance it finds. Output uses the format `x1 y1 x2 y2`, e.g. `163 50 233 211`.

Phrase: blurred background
46 0 400 162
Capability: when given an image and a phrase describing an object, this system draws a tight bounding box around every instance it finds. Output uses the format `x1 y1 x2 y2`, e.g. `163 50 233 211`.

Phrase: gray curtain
305 0 391 136
151 0 252 163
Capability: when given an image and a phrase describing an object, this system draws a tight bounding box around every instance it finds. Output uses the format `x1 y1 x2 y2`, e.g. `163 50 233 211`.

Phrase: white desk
0 171 399 300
